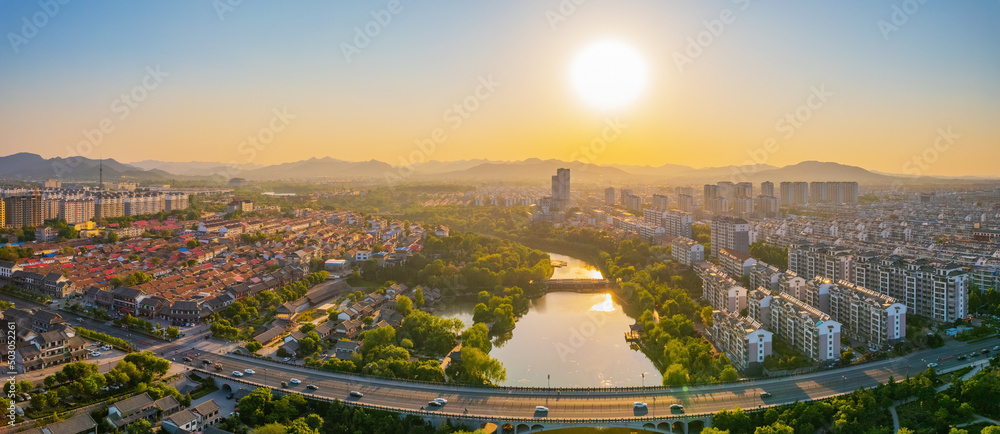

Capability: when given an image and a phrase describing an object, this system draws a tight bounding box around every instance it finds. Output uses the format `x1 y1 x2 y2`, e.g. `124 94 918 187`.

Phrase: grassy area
346 274 382 289
764 336 814 371
947 366 974 382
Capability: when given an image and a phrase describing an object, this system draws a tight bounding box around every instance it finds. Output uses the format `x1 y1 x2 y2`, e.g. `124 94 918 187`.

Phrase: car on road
182 357 192 362
535 406 548 413
958 355 967 361
760 392 772 398
349 391 363 398
982 349 989 354
76 317 84 322
993 346 999 351
927 362 938 368
244 369 255 375
102 346 112 351
283 357 291 362
971 352 979 357
289 378 301 385
633 402 647 408
202 359 212 364
90 351 101 357
232 371 243 377
428 400 442 406
433 398 447 404
670 404 684 411
306 384 318 390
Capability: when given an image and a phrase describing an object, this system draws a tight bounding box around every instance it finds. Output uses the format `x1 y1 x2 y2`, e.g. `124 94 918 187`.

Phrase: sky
1 0 998 176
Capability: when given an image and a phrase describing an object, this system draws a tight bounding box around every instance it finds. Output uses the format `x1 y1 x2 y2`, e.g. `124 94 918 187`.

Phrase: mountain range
0 153 993 185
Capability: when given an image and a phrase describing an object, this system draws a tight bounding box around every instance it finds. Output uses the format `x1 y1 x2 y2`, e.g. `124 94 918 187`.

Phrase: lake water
436 252 663 388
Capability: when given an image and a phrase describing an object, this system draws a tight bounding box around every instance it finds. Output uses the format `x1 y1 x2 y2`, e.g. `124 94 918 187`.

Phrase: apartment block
719 247 757 278
700 264 747 313
671 236 704 266
851 255 968 323
761 293 841 362
710 215 749 258
708 310 772 371
788 242 852 282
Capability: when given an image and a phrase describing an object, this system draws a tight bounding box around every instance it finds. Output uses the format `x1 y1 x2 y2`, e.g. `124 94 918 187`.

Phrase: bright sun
571 40 648 110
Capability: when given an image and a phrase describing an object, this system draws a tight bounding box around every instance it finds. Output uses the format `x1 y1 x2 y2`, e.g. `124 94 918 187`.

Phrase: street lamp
642 372 645 388
547 374 550 388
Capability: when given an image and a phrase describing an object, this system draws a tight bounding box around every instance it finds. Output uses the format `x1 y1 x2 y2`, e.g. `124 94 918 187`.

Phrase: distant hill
128 160 263 177
2 153 995 185
240 157 395 180
0 153 171 181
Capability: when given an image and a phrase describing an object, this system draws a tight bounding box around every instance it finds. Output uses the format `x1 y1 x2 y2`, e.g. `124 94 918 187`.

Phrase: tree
107 232 119 243
413 287 425 307
702 429 731 434
239 387 273 426
980 427 1000 434
246 341 263 353
165 326 180 339
396 295 413 316
126 419 153 434
459 346 506 385
664 363 688 387
719 366 739 382
701 306 714 326
361 326 396 354
254 423 287 434
187 239 201 249
754 423 794 434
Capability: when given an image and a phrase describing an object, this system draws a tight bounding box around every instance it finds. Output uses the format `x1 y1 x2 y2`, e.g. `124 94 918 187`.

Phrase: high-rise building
619 188 633 206
44 179 61 189
550 168 571 211
676 194 695 213
651 194 670 211
710 216 750 258
760 181 774 197
4 191 43 228
604 187 615 205
709 310 772 371
779 182 809 205
663 210 693 239
622 193 642 212
703 184 719 200
735 182 753 198
756 195 780 218
788 242 853 283
851 255 968 323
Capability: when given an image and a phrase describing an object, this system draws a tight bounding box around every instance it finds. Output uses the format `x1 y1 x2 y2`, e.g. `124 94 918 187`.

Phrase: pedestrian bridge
544 278 611 291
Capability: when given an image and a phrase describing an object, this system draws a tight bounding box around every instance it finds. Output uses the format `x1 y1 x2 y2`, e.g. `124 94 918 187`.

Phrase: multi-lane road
183 337 1000 420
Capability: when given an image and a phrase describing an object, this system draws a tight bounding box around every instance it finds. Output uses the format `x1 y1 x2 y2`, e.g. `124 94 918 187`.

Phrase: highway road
176 336 1000 420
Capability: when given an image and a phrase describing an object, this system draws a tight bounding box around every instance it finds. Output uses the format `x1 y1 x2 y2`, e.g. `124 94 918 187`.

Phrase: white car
102 346 112 351
633 402 647 408
927 362 938 368
244 369 255 375
283 357 291 362
433 398 448 404
90 351 101 357
232 371 243 377
535 406 548 412
289 378 301 385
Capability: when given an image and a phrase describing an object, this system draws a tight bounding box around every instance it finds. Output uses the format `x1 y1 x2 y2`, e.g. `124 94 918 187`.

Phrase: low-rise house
106 393 157 429
37 412 97 434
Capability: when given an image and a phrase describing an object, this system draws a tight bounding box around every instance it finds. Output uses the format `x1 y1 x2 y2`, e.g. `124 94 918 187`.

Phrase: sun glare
571 40 648 110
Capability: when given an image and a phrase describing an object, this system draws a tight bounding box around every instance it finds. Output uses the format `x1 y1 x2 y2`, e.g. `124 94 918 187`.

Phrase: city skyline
1 2 999 176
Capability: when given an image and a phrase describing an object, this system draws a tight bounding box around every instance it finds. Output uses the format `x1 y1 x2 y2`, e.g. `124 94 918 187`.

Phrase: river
436 252 663 389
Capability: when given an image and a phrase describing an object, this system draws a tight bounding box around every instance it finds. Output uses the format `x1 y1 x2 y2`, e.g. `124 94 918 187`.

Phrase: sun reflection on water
589 293 616 312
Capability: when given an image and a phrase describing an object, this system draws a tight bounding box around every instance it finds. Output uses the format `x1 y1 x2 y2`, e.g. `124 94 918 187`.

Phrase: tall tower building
604 187 616 205
760 181 774 197
550 168 570 211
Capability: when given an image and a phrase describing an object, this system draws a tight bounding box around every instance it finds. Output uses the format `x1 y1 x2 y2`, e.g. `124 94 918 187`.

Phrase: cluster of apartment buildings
2 308 89 372
0 187 190 228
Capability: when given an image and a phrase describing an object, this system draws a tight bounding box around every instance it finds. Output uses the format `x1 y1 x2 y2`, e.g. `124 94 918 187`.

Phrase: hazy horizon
2 1 998 176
